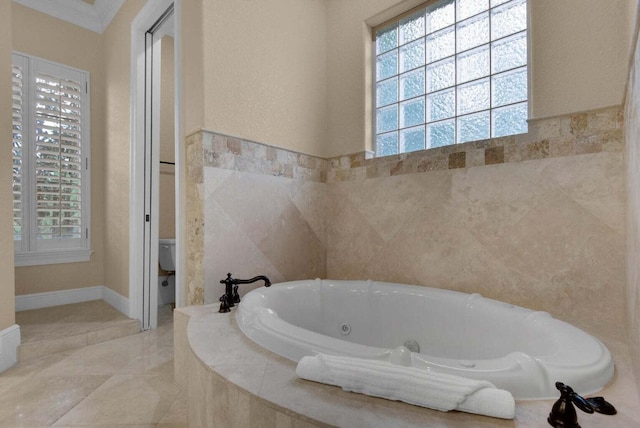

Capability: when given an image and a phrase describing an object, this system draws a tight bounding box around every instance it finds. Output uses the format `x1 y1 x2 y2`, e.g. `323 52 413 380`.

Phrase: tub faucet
547 382 616 428
219 273 271 313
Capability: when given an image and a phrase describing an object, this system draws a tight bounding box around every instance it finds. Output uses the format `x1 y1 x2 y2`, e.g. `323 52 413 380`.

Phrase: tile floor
0 303 187 427
17 300 135 344
16 301 141 362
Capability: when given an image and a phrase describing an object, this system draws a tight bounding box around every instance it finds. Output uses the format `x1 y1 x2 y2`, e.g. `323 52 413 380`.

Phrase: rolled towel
296 353 515 420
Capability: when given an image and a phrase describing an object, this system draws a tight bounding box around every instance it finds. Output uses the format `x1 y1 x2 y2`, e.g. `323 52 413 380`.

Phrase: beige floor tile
54 425 157 428
18 333 88 361
0 375 109 426
2 303 186 427
0 350 73 378
17 301 142 363
120 350 176 378
36 339 149 377
17 300 132 343
86 319 141 345
0 375 29 396
53 374 180 426
141 322 175 349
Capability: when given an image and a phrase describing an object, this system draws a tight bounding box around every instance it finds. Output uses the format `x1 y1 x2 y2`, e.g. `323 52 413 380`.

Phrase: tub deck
176 304 640 428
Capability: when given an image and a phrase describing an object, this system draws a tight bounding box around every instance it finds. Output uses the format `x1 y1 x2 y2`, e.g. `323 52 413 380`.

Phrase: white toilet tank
159 239 176 272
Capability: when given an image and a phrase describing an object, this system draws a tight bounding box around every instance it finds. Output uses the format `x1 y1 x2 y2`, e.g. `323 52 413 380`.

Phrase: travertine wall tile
625 31 640 400
326 151 625 337
201 150 327 304
185 133 205 305
173 310 190 390
484 146 504 165
189 105 626 352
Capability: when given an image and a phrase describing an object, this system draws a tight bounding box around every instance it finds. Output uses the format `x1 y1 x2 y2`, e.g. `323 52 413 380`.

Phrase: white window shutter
11 57 27 249
12 52 92 266
34 70 84 241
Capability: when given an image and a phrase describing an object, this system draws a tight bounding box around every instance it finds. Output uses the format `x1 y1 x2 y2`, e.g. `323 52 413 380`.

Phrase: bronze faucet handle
232 285 241 303
585 397 617 415
218 294 231 313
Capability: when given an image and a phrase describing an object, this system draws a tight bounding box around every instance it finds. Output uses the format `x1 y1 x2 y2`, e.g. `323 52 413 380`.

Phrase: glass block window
374 0 528 157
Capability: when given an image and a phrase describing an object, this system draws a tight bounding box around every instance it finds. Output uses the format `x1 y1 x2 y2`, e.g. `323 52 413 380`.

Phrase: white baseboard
16 286 103 312
101 287 130 317
15 286 130 318
0 324 20 373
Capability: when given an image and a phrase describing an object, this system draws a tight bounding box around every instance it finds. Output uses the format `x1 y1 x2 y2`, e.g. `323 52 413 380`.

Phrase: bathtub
236 279 614 400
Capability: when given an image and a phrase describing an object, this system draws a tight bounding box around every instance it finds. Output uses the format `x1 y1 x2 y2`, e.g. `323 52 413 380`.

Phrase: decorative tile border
200 131 328 182
188 105 623 185
325 105 624 183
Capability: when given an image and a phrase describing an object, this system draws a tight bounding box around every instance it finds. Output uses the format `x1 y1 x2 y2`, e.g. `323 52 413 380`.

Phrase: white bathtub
236 279 614 400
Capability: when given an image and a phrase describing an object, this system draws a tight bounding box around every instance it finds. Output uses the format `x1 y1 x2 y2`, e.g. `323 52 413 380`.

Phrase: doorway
130 0 182 330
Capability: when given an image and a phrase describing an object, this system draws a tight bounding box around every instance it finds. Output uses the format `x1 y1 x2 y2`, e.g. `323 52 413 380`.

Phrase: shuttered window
12 52 91 266
12 62 24 242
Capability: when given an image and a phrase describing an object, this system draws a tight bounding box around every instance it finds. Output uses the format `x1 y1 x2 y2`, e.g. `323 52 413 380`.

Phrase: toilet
158 239 176 305
159 238 176 272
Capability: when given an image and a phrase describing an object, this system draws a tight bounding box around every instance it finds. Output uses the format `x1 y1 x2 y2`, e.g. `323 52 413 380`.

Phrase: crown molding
12 0 125 33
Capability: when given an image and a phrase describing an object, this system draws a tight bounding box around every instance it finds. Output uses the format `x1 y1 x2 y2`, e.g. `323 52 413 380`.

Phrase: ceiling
13 0 125 33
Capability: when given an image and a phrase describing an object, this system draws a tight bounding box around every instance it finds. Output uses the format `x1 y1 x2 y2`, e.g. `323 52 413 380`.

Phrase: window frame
12 51 92 267
372 0 529 157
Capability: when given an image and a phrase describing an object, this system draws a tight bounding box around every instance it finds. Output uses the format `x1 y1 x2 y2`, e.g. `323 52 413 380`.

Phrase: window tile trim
328 106 622 182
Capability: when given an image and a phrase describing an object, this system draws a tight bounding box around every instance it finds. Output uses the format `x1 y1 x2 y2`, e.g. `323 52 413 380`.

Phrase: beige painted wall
181 0 204 135
530 0 630 119
325 0 417 157
0 0 15 330
200 0 328 157
12 4 105 296
324 0 632 158
102 0 146 298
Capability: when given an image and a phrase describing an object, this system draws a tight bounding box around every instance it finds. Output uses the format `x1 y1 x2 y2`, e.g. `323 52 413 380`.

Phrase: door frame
129 0 183 328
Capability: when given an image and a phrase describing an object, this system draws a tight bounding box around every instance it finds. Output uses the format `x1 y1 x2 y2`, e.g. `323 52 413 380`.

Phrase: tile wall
186 132 328 305
186 106 625 341
185 132 205 306
625 32 640 399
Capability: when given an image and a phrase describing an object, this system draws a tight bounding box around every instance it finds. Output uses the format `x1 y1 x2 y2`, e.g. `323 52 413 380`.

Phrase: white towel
296 353 515 420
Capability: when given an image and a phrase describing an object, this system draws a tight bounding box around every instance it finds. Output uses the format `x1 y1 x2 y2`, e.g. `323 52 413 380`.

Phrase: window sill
15 249 93 267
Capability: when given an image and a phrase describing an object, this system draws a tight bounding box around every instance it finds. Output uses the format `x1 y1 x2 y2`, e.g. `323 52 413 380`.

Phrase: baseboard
101 287 130 317
16 286 103 312
0 324 20 373
15 286 130 318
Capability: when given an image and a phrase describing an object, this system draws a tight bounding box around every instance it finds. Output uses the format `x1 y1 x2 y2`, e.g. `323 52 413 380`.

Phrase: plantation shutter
34 66 84 242
12 52 91 265
12 60 25 245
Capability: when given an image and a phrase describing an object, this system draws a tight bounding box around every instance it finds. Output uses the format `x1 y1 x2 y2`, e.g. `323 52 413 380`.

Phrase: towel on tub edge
295 353 515 420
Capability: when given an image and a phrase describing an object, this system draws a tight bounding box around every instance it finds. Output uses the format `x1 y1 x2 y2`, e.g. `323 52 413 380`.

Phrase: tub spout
219 273 271 311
